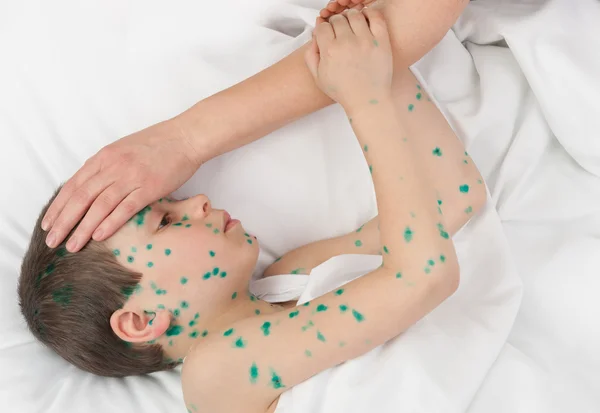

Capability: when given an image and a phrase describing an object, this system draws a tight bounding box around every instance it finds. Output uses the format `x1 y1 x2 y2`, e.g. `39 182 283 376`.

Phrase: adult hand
317 0 376 24
42 118 202 252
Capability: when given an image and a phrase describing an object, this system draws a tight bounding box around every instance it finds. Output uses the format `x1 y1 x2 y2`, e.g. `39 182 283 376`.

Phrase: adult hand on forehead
317 0 377 24
42 119 201 252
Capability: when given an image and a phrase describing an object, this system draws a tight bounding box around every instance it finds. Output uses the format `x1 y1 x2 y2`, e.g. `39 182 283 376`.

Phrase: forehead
109 204 164 243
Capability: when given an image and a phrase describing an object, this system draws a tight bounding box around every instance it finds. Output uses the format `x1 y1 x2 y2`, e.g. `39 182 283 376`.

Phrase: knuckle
96 192 117 210
73 187 93 206
121 200 139 216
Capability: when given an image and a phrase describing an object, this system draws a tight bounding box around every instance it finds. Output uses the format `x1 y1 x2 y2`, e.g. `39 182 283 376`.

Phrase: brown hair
18 188 177 377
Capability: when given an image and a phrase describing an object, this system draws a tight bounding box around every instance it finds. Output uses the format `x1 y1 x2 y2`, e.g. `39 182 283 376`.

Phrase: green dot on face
440 255 446 263
180 277 188 285
416 93 422 100
255 309 260 315
220 272 227 278
165 325 183 337
173 309 180 317
355 240 363 247
424 267 431 274
335 289 344 296
127 256 134 263
131 247 137 253
213 228 220 234
383 246 389 254
352 309 365 322
465 206 473 214
459 184 470 193
157 304 165 309
146 244 153 250
369 165 373 174
156 289 167 295
209 250 216 257
165 249 171 256
250 363 259 384
212 267 219 275
181 301 189 309
438 199 443 205
316 331 326 342
174 222 183 227
356 225 364 233
339 304 348 313
432 147 442 157
121 286 135 297
185 224 192 228
234 337 247 348
396 272 402 279
417 84 422 90
289 310 300 318
203 272 211 280
113 249 120 256
428 259 435 266
404 227 413 243
189 330 199 338
408 104 415 112
316 304 328 312
202 330 208 337
246 238 253 245
224 328 234 337
147 262 154 268
373 39 379 47
182 214 189 221
232 292 238 299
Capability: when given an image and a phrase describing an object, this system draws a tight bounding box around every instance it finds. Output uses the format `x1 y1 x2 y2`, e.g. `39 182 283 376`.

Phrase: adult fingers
362 7 391 44
328 14 353 39
346 8 372 37
314 21 336 50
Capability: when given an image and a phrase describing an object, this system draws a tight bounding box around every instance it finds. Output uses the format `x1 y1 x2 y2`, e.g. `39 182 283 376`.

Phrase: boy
20 7 485 413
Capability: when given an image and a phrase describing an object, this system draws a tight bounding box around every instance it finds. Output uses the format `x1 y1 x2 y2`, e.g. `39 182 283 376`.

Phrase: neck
160 291 282 363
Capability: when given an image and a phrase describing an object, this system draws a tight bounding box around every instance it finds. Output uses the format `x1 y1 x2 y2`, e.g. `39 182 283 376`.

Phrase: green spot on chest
234 337 247 348
212 267 220 275
396 272 402 279
261 321 272 336
404 227 414 243
290 268 304 274
437 223 449 239
316 304 328 312
373 39 379 47
146 244 153 250
189 330 199 338
147 262 154 268
363 144 368 152
131 247 137 253
181 301 189 309
428 259 435 266
408 104 415 112
305 350 312 357
270 369 286 389
289 310 300 319
352 309 365 322
383 245 389 254
465 206 473 214
165 249 172 256
416 93 422 100
250 363 259 384
165 325 183 337
424 267 431 274
209 250 216 257
255 309 261 315
335 289 344 296
203 272 211 280
355 240 363 247
339 304 348 313
223 328 234 337
432 147 442 157
180 277 188 285
52 284 73 307
440 255 446 263
316 331 326 342
132 206 151 226
202 330 209 337
232 292 238 299
459 184 470 193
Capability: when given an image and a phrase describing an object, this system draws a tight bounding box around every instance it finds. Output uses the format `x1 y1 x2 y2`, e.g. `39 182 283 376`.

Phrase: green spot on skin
203 272 211 280
316 331 326 342
477 179 483 184
440 255 446 263
121 286 135 297
55 247 67 257
157 304 165 309
363 144 368 152
165 325 183 337
213 228 220 234
410 212 416 218
220 271 227 278
424 267 431 274
180 277 188 285
369 99 379 105
202 330 208 337
131 246 137 253
305 350 312 357
349 117 353 124
437 223 449 239
232 292 238 299
52 285 73 307
289 310 300 319
261 322 271 336
185 224 192 228
290 268 304 275
465 206 473 214
459 184 470 193
373 39 379 47
355 240 363 247
112 249 120 256
255 309 260 315
303 302 310 306
432 147 442 157
134 284 142 294
206 223 213 228
369 165 373 174
352 309 365 322
156 289 167 295
356 225 364 233
189 320 196 327
274 257 282 262
250 295 257 302
416 93 422 100
174 222 183 227
408 104 415 112
132 206 151 226
234 337 247 348
396 272 402 279
212 267 220 276
209 250 216 257
438 199 443 206
246 238 253 245
404 227 413 243
173 309 180 317
383 246 389 254
339 341 347 347
146 244 153 250
147 262 154 268
182 215 189 221
250 363 259 384
158 198 163 203
464 159 469 164
339 304 348 313
224 328 234 337
150 282 157 290
301 320 315 331
428 259 435 266
270 369 285 389
335 289 344 296
181 301 189 309
316 304 328 312
189 330 199 338
417 84 422 90
127 256 134 263
165 249 171 256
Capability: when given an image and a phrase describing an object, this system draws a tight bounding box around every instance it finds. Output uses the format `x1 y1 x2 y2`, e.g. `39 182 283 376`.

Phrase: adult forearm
176 43 333 163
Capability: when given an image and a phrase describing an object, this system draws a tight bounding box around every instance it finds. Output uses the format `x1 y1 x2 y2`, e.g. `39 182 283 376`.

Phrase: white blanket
1 0 599 412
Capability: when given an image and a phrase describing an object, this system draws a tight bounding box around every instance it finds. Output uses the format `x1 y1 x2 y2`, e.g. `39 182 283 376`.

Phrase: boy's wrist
344 96 396 122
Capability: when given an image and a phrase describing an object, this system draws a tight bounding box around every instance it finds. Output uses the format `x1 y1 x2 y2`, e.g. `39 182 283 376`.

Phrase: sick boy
19 6 485 413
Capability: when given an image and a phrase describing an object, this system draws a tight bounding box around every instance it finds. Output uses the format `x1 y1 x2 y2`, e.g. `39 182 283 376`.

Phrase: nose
184 194 212 219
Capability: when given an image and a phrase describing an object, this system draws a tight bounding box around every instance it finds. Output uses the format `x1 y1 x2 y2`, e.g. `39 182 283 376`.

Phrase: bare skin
41 0 469 252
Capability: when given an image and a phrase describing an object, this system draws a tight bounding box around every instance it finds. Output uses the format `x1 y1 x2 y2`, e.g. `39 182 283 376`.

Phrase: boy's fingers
362 7 390 41
329 14 353 39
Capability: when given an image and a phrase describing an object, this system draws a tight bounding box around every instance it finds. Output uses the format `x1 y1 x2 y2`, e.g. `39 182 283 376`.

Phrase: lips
223 211 231 230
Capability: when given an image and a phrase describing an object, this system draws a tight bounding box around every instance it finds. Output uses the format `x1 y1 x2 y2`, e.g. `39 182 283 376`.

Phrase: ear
110 307 171 343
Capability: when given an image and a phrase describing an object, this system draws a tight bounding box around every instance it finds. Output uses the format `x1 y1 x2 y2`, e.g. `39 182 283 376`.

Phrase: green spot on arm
404 227 413 243
351 309 365 322
250 363 259 384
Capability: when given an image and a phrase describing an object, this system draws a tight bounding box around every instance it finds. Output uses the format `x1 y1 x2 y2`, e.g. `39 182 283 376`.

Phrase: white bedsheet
1 0 599 412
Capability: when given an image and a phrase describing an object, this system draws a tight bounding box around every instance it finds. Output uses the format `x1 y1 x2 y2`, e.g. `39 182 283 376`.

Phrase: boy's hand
304 8 393 114
316 0 376 24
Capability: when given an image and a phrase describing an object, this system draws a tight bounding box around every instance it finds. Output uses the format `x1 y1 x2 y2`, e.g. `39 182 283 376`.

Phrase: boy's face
106 194 259 320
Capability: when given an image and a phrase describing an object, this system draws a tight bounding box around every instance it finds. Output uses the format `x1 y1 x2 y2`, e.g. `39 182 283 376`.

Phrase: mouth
223 211 240 232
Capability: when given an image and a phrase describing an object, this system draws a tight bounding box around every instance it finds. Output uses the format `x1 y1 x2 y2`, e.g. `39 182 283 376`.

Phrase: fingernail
46 233 57 248
41 219 50 231
66 237 78 251
92 229 103 240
